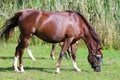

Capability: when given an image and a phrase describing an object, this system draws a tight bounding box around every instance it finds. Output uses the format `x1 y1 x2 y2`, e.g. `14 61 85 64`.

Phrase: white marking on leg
55 62 60 74
13 56 19 72
19 65 25 72
27 47 36 60
52 55 55 60
72 60 81 72
55 67 60 74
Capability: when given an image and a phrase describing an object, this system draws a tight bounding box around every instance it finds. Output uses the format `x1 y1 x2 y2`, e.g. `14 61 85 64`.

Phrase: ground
0 43 120 80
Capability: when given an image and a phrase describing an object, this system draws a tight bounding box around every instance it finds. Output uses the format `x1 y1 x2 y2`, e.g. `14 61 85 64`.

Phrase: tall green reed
0 0 119 49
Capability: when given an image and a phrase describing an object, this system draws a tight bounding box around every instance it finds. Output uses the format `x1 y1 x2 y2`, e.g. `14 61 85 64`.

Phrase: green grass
0 43 120 80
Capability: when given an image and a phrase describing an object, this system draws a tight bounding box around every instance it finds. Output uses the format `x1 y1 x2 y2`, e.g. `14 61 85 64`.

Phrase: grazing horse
0 9 103 73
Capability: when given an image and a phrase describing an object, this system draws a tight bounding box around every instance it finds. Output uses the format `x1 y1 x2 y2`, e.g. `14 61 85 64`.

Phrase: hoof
55 71 60 74
14 69 20 72
18 67 25 73
73 68 81 72
32 58 36 61
50 54 55 60
55 68 60 74
20 70 25 73
52 56 55 60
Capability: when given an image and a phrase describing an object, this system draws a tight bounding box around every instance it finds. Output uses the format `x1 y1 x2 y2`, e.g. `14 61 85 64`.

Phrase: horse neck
76 12 101 55
82 32 98 55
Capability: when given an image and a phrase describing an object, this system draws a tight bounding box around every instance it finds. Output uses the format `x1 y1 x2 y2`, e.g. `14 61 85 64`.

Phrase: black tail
0 11 22 41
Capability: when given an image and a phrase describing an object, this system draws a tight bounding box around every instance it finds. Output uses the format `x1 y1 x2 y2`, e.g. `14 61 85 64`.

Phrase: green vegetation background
0 0 120 49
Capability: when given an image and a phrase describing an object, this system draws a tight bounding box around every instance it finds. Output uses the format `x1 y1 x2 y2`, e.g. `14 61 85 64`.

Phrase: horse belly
35 30 64 43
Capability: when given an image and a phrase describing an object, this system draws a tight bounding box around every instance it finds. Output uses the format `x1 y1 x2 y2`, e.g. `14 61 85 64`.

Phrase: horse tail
0 11 22 41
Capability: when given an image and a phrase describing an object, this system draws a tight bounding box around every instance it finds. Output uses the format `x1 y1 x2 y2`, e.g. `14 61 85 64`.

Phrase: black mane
66 10 101 45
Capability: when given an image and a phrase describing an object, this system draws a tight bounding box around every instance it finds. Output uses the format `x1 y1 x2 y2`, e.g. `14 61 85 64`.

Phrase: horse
0 9 103 73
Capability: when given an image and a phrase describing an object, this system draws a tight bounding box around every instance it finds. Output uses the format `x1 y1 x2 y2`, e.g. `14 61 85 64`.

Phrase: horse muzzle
94 66 101 72
93 55 102 72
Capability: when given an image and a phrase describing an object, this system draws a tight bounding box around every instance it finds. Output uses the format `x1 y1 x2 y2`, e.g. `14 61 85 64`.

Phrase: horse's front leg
71 43 81 72
50 43 56 60
55 38 73 74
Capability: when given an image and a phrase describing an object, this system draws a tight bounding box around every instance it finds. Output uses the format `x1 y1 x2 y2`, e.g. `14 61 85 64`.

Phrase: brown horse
0 9 103 73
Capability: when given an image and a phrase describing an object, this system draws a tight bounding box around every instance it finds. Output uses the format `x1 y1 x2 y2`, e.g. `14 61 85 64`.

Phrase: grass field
0 43 120 80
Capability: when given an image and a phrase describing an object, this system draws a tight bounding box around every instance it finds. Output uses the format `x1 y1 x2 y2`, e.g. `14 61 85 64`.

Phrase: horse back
17 9 83 43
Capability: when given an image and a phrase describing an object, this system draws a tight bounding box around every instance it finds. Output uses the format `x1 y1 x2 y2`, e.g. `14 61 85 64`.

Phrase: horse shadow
0 56 52 61
0 67 13 72
0 66 73 73
0 66 90 74
0 57 90 73
0 57 14 60
25 67 90 73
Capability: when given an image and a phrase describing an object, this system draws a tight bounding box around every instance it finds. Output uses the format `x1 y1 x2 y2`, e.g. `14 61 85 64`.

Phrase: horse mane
66 10 101 45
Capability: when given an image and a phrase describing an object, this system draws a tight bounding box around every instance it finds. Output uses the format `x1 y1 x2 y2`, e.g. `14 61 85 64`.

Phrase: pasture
0 43 120 80
0 1 119 80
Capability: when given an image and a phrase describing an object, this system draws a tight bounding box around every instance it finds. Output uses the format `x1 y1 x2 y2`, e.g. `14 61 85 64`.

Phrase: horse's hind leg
13 35 21 72
50 43 56 60
13 48 19 72
13 35 30 72
26 47 36 60
18 34 35 61
66 46 72 59
71 43 81 72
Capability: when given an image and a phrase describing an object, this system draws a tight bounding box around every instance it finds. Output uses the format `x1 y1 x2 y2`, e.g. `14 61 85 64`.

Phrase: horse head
88 45 103 72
